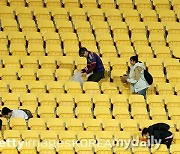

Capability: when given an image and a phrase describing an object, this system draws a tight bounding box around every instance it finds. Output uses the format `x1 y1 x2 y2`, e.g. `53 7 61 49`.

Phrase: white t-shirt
11 109 28 120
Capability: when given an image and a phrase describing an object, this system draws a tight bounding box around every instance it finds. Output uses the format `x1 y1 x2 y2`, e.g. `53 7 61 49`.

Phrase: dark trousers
87 71 104 82
161 138 173 149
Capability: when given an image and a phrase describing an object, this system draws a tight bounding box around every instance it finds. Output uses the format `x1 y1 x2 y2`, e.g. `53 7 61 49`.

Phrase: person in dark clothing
79 47 105 82
142 123 173 149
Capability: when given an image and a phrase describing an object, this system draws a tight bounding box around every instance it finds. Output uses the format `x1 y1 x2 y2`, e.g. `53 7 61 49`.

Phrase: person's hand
120 75 128 83
81 73 87 77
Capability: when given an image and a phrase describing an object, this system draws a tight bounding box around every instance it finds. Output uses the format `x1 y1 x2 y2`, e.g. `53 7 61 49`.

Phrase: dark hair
79 47 87 57
130 55 138 63
142 128 148 136
2 107 12 116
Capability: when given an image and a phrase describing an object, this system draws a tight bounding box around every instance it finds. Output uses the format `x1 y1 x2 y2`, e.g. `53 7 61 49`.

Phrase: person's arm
127 67 142 83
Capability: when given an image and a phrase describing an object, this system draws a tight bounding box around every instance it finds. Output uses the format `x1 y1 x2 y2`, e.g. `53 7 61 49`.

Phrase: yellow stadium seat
96 33 113 46
75 146 94 154
113 106 130 119
149 70 166 83
94 106 112 119
56 146 74 154
146 95 164 108
28 118 46 130
19 105 37 117
37 69 55 81
9 81 27 93
46 81 64 93
63 0 80 8
140 10 158 24
46 44 63 56
113 147 131 154
123 10 140 22
92 21 110 34
156 83 174 95
0 6 14 19
64 81 82 94
157 10 176 24
19 19 37 32
175 83 180 95
149 33 166 46
145 58 163 70
51 8 69 20
151 144 168 153
63 44 79 56
105 9 122 22
18 68 37 81
116 0 134 10
37 146 56 154
119 119 139 131
18 145 37 154
83 119 102 131
10 43 27 55
75 106 93 119
38 106 55 118
165 22 180 35
131 33 148 45
152 45 171 58
135 0 152 10
69 8 87 21
94 146 112 154
33 8 50 20
2 93 20 106
28 81 46 93
20 93 38 106
0 0 7 6
38 93 56 106
58 131 77 142
15 7 32 19
40 130 58 141
128 22 146 34
74 94 92 107
102 119 120 131
170 144 180 153
44 0 61 9
56 94 74 106
55 68 72 82
87 8 104 21
168 107 180 120
46 118 65 131
3 56 21 68
98 0 116 9
78 32 96 45
8 31 25 44
101 82 119 94
4 130 21 141
83 82 100 94
117 45 135 57
0 68 18 80
81 0 97 8
10 118 27 130
147 22 164 34
55 19 73 33
75 57 87 70
152 0 171 10
110 94 128 107
37 19 55 33
1 18 19 31
21 56 38 69
131 107 149 119
138 119 156 131
73 20 91 34
109 21 128 34
99 44 118 57
111 68 127 83
134 45 153 58
0 32 8 44
173 133 180 144
38 56 57 69
167 34 180 46
25 32 43 45
28 43 45 56
95 131 113 143
1 118 8 130
26 0 44 8
43 32 60 45
80 43 99 54
170 46 180 58
167 70 180 85
114 33 131 46
60 32 79 45
150 107 168 120
128 95 146 108
171 0 180 13
65 118 83 131
0 81 9 93
132 147 150 154
163 58 180 72
0 43 8 55
57 56 75 69
56 106 74 118
0 145 18 154
93 94 110 107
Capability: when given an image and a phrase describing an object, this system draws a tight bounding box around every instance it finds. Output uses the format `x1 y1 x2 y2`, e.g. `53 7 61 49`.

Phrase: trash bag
70 71 84 87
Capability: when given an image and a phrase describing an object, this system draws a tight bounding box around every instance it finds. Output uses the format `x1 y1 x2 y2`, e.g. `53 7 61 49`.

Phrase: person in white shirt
121 55 150 99
2 107 28 120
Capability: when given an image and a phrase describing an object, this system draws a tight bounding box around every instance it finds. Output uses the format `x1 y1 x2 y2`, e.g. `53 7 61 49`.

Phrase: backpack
144 70 153 85
20 109 33 119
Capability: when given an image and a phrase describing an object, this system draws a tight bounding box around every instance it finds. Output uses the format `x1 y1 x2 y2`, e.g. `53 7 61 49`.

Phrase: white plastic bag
70 71 84 87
